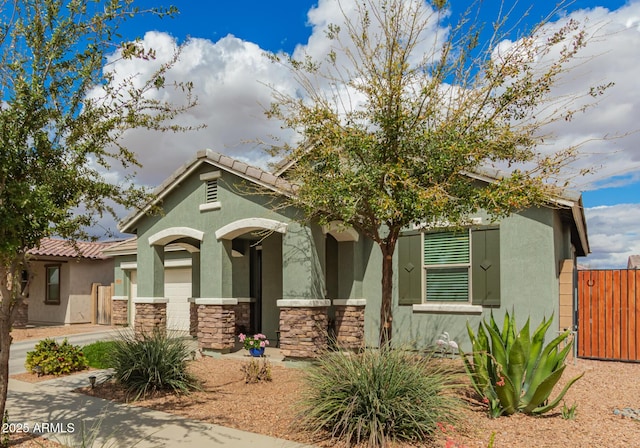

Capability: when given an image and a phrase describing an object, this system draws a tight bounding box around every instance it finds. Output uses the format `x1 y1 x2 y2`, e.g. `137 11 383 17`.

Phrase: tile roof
28 238 119 260
100 237 138 256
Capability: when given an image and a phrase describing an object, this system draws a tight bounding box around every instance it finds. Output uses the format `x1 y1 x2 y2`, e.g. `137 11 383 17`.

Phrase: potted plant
238 333 269 357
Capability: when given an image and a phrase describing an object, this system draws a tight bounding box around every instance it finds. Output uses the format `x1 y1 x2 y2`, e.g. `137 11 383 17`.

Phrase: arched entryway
215 218 287 342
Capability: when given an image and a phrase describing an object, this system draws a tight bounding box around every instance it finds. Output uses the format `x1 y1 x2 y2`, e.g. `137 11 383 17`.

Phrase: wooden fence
577 269 640 362
92 283 113 325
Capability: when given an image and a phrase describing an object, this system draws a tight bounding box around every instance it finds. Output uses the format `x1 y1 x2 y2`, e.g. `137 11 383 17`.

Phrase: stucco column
137 244 165 298
191 251 201 299
200 238 232 298
277 299 330 358
333 299 366 350
281 223 325 300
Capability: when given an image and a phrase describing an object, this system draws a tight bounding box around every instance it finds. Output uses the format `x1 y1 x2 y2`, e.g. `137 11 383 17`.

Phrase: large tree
0 0 197 420
267 0 609 345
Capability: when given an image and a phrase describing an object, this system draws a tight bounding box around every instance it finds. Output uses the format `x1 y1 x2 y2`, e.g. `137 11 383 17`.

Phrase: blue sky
104 0 640 267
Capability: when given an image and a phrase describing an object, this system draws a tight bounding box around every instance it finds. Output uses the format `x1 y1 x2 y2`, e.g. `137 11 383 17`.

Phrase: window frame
422 229 472 304
45 264 61 305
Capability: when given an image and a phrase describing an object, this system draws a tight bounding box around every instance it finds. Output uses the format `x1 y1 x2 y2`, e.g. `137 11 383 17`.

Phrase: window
398 227 500 307
20 270 29 296
199 171 221 211
45 265 61 304
424 231 470 302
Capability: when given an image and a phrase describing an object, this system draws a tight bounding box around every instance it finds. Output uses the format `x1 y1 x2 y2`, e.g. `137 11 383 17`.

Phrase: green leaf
485 323 507 369
507 336 526 399
494 371 517 415
530 372 585 415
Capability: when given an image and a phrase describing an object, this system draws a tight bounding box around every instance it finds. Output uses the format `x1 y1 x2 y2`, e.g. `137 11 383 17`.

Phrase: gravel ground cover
6 323 640 447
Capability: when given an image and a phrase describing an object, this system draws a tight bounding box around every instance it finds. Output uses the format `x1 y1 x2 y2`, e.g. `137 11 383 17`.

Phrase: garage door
128 268 192 333
164 268 192 332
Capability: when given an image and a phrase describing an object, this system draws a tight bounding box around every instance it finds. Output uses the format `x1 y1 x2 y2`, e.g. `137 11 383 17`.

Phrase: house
628 255 640 269
106 149 588 358
17 238 116 327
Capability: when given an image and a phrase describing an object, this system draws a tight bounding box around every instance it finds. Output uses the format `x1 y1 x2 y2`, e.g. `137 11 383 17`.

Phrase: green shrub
25 338 88 376
463 311 583 417
82 340 117 369
108 330 200 401
299 346 464 447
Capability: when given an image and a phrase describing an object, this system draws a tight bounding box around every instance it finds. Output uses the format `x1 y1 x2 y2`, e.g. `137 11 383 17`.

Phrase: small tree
267 0 609 345
0 0 198 420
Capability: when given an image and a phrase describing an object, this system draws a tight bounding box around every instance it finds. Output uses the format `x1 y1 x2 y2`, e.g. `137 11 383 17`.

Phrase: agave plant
462 311 583 417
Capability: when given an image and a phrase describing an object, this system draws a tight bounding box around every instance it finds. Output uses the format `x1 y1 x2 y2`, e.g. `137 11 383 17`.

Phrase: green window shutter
398 233 421 305
472 228 501 306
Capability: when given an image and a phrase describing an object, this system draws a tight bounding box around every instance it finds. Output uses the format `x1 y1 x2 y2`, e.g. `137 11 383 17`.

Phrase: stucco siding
27 258 113 325
135 168 294 300
360 207 565 350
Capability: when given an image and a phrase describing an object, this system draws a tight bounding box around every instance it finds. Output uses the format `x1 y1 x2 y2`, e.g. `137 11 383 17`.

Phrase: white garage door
128 268 192 333
164 268 192 332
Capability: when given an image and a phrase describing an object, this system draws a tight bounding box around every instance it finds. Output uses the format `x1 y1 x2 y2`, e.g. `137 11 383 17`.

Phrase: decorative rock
134 302 166 337
333 304 365 350
279 305 328 359
197 304 235 352
111 299 128 326
613 408 640 420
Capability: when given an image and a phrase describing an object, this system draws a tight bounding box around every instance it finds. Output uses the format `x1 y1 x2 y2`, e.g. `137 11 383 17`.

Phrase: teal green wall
363 207 570 351
129 163 324 340
113 255 136 296
117 159 575 352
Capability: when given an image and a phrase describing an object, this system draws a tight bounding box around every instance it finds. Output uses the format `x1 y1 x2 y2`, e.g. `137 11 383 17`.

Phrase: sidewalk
7 371 312 448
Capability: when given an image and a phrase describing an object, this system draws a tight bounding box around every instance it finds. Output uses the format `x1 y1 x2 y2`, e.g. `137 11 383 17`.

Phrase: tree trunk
0 264 19 424
379 239 397 347
0 313 11 423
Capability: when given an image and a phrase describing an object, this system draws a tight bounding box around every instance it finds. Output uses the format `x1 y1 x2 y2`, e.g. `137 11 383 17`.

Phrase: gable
119 149 293 234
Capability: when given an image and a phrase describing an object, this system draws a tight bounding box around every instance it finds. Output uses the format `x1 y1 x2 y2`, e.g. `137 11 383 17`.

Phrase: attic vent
206 179 218 203
199 170 222 212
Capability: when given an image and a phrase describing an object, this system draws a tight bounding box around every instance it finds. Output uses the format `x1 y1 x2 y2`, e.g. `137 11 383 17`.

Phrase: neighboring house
628 255 640 269
107 149 588 357
23 238 116 326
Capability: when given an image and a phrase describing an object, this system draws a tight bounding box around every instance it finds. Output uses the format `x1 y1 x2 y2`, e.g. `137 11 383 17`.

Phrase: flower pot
249 347 265 357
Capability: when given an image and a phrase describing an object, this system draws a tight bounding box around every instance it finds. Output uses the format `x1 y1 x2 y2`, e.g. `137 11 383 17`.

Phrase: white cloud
583 203 640 268
92 0 640 252
98 31 299 188
528 2 640 188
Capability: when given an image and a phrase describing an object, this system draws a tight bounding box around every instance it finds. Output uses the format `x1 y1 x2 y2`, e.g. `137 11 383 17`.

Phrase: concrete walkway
7 371 312 448
7 326 311 448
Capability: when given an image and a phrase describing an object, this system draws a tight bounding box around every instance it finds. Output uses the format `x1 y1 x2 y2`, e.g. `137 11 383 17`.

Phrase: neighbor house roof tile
28 238 118 260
